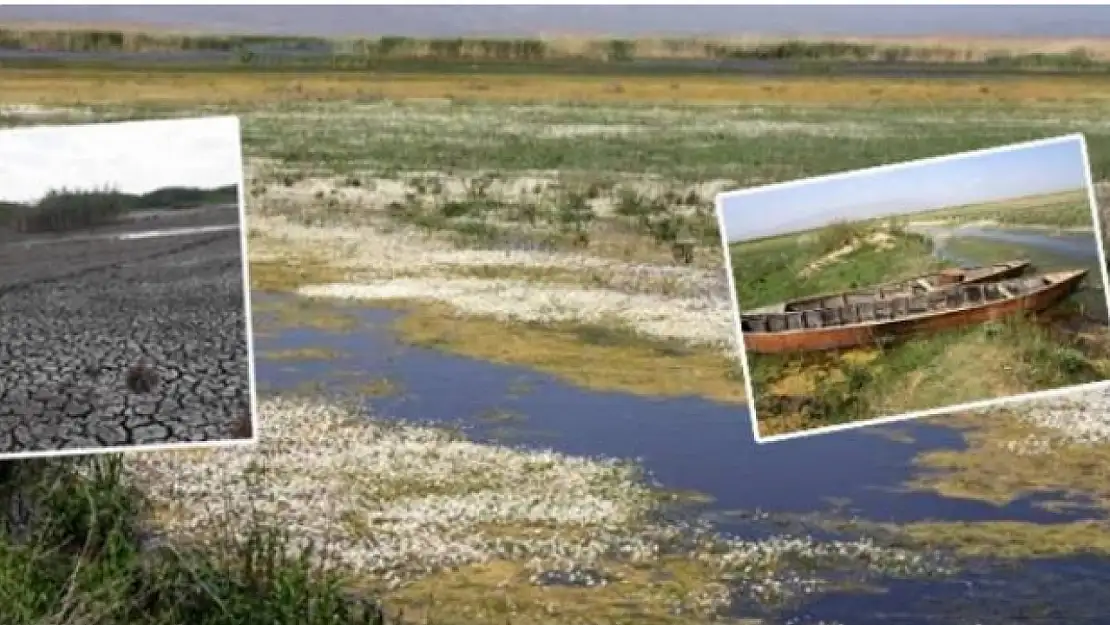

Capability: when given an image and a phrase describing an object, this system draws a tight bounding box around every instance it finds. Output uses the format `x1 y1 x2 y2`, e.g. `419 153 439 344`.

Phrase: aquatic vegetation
246 210 744 399
121 394 952 621
897 520 1110 559
251 296 364 332
923 385 1110 502
298 277 733 351
393 306 746 403
6 63 1110 621
886 385 1110 560
231 94 1110 584
260 346 346 361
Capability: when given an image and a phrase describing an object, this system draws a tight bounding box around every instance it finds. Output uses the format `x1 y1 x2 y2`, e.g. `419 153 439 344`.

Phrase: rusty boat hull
741 269 1089 355
745 259 1032 315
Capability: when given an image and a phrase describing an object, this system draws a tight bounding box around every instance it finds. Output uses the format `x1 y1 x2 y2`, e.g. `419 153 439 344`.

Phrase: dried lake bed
0 207 253 453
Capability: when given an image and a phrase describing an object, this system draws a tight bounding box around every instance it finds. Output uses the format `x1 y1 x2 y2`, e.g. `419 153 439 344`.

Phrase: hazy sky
720 136 1091 243
1 5 1109 38
0 116 241 203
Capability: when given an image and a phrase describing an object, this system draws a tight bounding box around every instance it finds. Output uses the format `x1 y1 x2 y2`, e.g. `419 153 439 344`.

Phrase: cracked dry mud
0 227 254 452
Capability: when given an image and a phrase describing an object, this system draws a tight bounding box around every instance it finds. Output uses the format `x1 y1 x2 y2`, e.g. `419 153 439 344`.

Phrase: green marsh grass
730 225 1109 436
260 347 346 361
882 408 1110 561
0 457 389 625
392 304 748 404
729 224 943 311
911 189 1093 229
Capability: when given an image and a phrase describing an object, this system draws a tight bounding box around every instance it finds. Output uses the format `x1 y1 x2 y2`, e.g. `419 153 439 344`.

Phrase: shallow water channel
252 291 1110 624
925 225 1109 322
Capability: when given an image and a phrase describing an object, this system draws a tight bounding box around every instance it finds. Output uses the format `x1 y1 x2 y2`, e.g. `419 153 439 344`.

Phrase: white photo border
0 114 260 461
714 133 1110 444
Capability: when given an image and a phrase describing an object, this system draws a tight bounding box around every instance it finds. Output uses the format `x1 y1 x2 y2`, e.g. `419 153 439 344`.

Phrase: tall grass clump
15 186 132 233
138 184 239 209
3 183 239 234
0 201 23 230
556 189 596 246
813 220 869 256
0 456 390 625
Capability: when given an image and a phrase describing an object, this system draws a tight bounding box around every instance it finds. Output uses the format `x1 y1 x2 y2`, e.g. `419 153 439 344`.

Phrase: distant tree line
1 28 1106 72
0 29 330 53
0 183 238 234
137 184 239 209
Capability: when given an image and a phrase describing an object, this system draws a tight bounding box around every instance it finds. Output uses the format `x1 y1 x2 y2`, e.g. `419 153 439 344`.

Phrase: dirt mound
799 230 895 278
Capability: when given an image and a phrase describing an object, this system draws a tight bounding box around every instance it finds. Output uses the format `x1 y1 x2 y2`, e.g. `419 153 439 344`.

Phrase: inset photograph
0 116 256 457
718 134 1110 442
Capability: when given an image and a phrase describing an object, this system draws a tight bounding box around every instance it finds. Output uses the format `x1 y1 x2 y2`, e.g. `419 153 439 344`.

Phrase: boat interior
741 272 1072 334
761 262 1030 314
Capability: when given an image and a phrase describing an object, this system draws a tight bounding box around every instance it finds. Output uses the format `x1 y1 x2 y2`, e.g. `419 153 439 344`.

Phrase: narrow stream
920 224 1109 322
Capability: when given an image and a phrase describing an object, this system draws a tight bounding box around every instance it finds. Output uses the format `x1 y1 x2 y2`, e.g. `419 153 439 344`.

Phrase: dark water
256 305 1086 527
790 555 1110 625
252 293 1110 623
947 228 1102 263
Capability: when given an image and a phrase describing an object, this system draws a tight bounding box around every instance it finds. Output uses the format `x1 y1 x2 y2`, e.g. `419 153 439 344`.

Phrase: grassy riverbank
908 188 1094 230
729 223 944 310
730 222 1110 436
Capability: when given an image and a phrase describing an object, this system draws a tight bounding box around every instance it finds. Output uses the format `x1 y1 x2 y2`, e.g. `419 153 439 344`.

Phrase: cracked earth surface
0 225 254 452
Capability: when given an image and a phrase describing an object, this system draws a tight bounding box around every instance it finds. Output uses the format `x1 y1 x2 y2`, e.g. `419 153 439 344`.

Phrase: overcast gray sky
1 5 1109 38
720 136 1091 243
0 116 242 203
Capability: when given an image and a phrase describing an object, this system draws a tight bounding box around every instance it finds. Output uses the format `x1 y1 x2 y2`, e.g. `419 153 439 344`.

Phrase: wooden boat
745 259 1031 315
741 268 1089 354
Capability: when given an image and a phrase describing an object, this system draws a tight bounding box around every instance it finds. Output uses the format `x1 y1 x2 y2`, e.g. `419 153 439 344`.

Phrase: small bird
125 359 159 394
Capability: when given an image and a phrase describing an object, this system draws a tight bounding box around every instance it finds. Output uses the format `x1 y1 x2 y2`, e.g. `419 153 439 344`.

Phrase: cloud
0 116 242 203
721 136 1089 242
